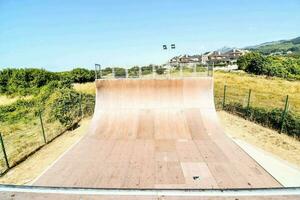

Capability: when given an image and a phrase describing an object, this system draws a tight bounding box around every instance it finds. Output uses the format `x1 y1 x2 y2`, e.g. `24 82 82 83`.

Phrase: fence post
39 110 47 144
0 133 9 169
79 93 83 119
280 95 289 134
222 85 227 109
247 89 252 109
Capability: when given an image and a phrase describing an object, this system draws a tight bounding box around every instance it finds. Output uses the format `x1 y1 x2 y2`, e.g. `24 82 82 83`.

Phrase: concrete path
232 138 300 187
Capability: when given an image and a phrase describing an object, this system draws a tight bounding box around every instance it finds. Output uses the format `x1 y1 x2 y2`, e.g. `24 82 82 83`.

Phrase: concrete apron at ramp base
32 78 282 190
0 185 300 200
232 138 300 187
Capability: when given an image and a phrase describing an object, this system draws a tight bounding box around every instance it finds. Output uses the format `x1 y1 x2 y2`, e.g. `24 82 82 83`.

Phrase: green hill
245 36 300 55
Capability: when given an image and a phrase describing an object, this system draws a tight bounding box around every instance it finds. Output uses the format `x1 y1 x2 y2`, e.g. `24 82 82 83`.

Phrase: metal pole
280 95 289 133
222 85 227 109
0 133 9 169
39 111 47 144
193 64 196 77
94 64 98 80
79 93 83 119
247 89 252 109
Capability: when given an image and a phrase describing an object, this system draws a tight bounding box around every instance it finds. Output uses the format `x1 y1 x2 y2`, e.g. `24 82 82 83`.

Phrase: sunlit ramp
1 68 299 199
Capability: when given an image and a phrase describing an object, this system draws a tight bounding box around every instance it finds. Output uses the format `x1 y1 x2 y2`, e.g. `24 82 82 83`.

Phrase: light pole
162 44 176 78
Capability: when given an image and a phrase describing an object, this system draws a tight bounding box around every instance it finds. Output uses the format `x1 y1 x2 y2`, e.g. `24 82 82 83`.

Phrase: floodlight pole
162 44 176 79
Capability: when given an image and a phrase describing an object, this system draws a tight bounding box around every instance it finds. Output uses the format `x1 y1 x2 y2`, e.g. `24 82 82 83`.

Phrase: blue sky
0 0 300 71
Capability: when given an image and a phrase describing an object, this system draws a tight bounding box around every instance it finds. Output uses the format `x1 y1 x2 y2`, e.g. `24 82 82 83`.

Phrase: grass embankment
213 71 300 113
0 84 95 174
213 71 300 136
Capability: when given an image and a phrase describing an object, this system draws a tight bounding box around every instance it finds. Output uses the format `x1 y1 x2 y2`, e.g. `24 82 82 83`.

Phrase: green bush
237 53 300 80
156 66 166 75
46 89 81 126
0 80 95 127
0 68 96 96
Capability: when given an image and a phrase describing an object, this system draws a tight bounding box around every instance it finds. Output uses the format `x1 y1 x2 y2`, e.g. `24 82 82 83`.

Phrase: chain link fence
215 84 300 137
0 93 95 175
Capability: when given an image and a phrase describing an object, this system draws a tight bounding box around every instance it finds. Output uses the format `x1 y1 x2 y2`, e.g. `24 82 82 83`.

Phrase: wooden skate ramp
34 78 281 189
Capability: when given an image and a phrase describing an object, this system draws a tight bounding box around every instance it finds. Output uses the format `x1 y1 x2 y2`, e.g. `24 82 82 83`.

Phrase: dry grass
0 118 91 184
213 71 300 113
73 83 95 95
0 95 32 106
0 115 67 172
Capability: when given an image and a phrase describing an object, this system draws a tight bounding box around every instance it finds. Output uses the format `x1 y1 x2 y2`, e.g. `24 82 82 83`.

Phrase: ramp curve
32 77 281 189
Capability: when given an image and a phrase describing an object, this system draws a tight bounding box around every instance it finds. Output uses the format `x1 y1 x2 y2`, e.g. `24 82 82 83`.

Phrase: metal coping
0 184 300 197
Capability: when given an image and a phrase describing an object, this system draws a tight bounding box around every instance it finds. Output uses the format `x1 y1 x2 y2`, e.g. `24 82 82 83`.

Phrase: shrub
237 53 300 80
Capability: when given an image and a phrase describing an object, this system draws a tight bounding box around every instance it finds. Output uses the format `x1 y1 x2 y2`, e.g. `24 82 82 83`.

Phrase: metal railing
94 64 213 80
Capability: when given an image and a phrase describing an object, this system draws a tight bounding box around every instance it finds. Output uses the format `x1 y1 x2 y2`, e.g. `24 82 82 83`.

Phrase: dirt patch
0 118 91 185
218 111 300 168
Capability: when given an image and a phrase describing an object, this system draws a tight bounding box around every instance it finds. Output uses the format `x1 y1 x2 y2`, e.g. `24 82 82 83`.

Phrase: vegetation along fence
0 92 95 175
214 84 300 137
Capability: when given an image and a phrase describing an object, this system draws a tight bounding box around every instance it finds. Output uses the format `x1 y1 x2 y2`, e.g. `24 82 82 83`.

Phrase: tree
237 52 261 70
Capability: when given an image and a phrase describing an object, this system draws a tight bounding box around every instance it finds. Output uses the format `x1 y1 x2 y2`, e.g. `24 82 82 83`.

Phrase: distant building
169 49 248 66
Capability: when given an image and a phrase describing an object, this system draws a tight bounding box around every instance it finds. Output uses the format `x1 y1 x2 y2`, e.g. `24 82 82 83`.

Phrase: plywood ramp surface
34 78 281 190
